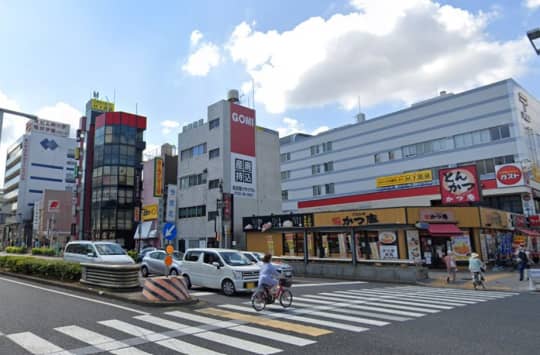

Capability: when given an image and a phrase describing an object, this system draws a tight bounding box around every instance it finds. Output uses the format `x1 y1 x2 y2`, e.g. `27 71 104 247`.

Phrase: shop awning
428 223 463 236
516 228 540 237
134 221 153 240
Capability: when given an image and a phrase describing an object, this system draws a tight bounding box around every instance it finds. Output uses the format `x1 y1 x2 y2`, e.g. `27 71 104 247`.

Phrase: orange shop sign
314 208 406 227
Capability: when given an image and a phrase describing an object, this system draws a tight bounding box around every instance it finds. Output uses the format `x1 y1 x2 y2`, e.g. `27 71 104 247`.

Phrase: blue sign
40 139 58 151
163 222 177 241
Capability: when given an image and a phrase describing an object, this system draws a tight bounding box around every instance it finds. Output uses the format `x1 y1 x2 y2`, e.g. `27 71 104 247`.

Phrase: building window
180 143 207 160
282 190 288 201
179 172 207 189
310 145 320 156
313 185 322 196
312 164 321 175
281 171 291 180
209 118 220 130
280 152 291 162
208 211 218 221
178 205 206 219
324 161 334 172
208 179 220 189
325 183 335 194
322 141 332 153
209 148 220 159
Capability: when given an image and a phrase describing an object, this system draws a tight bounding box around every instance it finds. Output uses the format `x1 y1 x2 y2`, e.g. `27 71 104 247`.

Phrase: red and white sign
48 200 60 212
528 215 540 228
439 165 481 204
495 164 524 187
230 103 257 199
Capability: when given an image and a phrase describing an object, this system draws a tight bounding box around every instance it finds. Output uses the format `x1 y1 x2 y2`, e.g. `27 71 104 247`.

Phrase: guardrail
529 268 540 291
80 263 140 289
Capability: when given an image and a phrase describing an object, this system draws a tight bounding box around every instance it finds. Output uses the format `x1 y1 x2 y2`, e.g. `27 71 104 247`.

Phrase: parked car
241 251 294 278
136 246 158 263
181 248 260 296
63 241 134 264
141 250 184 277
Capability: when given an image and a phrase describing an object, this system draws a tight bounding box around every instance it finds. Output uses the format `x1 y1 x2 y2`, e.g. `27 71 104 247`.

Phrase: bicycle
472 271 487 290
251 277 293 311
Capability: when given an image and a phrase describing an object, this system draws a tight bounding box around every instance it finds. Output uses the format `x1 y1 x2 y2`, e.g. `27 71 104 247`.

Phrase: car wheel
183 274 192 289
141 266 149 278
222 279 236 296
169 268 179 276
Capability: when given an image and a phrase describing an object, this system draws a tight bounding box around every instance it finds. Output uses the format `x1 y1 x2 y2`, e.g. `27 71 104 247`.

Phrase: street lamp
527 28 540 55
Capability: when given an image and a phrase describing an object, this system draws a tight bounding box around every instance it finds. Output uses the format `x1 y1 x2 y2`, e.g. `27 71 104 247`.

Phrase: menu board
380 245 398 259
451 234 471 260
406 230 421 261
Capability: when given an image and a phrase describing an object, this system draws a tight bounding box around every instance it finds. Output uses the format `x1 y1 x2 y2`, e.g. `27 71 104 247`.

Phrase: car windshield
219 251 252 266
173 251 184 261
243 253 257 263
254 253 264 261
95 243 125 256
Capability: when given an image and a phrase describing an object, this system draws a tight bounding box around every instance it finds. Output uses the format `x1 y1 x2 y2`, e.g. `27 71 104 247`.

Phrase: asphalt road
0 275 537 355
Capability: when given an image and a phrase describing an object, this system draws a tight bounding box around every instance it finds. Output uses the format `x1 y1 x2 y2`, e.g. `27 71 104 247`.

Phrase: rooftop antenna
136 103 138 115
252 78 255 110
113 89 116 105
355 96 366 123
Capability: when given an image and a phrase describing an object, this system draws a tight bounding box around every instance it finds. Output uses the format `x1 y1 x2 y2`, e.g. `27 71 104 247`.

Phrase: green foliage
31 247 56 256
5 246 26 254
127 250 138 262
0 256 81 281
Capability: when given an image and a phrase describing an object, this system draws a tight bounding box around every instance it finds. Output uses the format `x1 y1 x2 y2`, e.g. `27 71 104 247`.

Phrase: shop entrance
421 235 452 268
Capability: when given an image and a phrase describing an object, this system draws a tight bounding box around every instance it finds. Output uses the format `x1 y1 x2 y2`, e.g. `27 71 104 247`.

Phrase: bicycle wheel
251 290 266 311
279 289 293 308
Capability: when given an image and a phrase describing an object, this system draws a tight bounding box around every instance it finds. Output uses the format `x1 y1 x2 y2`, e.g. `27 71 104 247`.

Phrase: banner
376 170 432 188
165 185 177 222
153 158 164 197
230 103 256 199
48 200 60 213
439 165 481 204
142 204 158 221
451 234 472 260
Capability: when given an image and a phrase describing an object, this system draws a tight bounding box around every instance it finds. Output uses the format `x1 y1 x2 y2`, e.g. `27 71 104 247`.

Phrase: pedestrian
516 246 529 281
443 251 457 283
468 252 486 290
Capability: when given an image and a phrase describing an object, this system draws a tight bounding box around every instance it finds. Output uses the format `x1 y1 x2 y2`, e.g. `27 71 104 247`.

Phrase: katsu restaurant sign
439 165 481 204
314 208 407 227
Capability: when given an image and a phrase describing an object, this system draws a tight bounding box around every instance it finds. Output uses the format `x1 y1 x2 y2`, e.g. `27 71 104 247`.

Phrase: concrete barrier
528 268 540 291
142 276 192 302
80 263 140 289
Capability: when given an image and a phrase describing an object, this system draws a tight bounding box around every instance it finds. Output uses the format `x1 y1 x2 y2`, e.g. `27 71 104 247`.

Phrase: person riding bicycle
258 253 280 299
468 252 486 289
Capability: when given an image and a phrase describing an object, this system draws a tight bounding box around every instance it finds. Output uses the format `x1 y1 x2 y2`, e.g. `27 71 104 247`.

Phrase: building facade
2 118 77 246
280 79 540 216
176 91 281 251
32 189 73 248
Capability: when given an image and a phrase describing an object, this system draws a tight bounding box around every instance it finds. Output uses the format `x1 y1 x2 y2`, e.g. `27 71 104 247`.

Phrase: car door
183 250 202 285
147 251 165 275
201 251 224 288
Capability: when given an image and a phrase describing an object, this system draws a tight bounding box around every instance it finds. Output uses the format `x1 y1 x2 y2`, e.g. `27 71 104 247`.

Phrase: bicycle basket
279 278 292 287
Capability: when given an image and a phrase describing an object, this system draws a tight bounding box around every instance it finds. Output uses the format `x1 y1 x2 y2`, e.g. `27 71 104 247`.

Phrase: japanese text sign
439 165 481 204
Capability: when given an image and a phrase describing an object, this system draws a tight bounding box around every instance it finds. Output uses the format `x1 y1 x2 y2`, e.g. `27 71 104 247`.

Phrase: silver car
141 250 183 277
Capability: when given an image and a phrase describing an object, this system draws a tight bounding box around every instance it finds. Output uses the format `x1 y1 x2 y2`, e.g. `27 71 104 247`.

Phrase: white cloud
276 117 329 137
224 0 533 114
0 91 82 186
525 0 540 9
160 119 181 135
182 42 221 76
143 143 161 161
190 30 204 46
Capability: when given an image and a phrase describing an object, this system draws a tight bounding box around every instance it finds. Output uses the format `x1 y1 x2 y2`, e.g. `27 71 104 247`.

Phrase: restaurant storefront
244 206 524 267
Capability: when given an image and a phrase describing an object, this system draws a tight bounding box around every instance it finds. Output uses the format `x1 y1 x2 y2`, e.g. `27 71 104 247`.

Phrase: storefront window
356 231 400 260
282 233 304 256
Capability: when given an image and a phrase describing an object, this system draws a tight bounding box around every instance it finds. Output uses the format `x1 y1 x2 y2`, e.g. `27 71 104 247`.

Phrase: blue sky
0 0 539 183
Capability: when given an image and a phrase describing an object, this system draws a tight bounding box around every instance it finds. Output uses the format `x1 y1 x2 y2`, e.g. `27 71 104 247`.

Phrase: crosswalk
1 285 517 354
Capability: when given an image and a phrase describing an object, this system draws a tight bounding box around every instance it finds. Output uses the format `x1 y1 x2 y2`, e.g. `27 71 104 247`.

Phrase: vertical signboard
230 103 256 199
439 165 481 204
165 184 177 222
153 157 164 197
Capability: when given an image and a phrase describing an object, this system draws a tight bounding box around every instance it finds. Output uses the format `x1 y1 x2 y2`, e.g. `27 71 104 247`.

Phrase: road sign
164 255 173 267
163 222 177 241
165 245 174 254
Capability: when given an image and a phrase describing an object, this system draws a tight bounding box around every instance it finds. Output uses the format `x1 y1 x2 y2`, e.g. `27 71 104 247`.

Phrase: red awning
428 223 463 236
516 228 540 237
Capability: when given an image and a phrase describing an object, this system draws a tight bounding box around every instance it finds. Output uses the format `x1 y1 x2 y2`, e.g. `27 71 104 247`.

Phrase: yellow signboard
90 99 115 113
376 170 433 188
154 158 164 197
314 208 407 227
142 204 158 221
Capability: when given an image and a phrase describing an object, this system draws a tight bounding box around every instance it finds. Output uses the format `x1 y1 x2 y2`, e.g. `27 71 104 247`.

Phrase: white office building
280 79 540 215
176 91 281 250
2 119 77 245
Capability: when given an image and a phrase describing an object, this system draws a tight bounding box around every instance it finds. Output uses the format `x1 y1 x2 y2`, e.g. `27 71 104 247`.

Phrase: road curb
0 270 200 308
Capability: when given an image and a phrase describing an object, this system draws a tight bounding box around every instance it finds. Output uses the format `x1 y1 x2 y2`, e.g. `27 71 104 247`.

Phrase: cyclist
258 253 279 299
468 252 486 290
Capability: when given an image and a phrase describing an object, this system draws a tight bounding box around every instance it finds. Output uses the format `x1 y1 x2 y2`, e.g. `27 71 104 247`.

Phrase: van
63 241 135 265
181 248 260 296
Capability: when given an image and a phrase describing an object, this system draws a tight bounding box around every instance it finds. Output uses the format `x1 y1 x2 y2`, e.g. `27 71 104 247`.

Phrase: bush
0 255 81 281
127 250 138 262
5 246 26 254
32 247 56 256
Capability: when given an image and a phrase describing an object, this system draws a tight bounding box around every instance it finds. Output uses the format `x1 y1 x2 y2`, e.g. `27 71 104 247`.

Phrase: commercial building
75 97 147 249
176 90 281 251
32 189 73 249
1 118 77 246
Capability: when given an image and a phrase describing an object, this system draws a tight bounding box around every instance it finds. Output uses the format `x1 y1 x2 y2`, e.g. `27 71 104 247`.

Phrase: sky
0 0 539 186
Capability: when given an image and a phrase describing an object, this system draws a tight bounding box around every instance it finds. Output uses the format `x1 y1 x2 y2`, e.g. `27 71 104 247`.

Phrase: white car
63 241 134 265
241 251 294 278
181 248 260 296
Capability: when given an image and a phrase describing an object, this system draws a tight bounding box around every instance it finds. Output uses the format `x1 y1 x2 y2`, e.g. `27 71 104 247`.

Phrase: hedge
127 250 138 261
32 247 56 256
0 256 81 281
5 246 26 254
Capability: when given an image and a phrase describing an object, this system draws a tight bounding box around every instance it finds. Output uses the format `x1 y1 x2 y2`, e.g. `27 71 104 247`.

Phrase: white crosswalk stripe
6 332 74 355
315 292 453 310
335 290 472 306
55 325 151 355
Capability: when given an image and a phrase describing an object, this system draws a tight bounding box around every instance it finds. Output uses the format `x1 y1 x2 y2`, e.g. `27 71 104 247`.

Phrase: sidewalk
418 269 535 292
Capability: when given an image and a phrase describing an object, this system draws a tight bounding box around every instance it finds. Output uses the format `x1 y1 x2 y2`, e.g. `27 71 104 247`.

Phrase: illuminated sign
153 158 164 197
439 165 481 204
142 204 158 221
495 164 524 187
90 99 115 113
376 170 432 188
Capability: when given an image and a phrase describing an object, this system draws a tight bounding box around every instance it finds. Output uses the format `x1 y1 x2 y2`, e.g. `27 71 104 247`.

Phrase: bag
480 267 486 273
